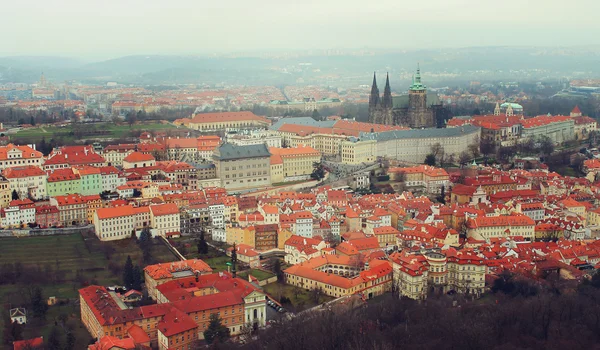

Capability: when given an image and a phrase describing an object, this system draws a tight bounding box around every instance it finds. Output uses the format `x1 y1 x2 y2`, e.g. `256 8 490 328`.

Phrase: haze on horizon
2 0 600 60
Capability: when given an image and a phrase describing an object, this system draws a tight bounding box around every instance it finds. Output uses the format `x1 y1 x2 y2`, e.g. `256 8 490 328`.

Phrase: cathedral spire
494 102 500 116
409 64 426 92
369 71 380 108
382 72 392 108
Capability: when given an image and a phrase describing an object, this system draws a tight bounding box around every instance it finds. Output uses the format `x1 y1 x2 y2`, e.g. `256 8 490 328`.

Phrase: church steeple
369 72 380 108
409 64 426 91
382 72 392 108
494 102 501 116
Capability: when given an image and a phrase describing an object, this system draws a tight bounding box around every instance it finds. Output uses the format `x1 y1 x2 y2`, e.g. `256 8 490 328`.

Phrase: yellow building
389 252 428 300
0 178 11 208
284 255 392 299
446 251 486 296
269 146 321 181
270 155 284 184
341 138 376 165
466 214 535 241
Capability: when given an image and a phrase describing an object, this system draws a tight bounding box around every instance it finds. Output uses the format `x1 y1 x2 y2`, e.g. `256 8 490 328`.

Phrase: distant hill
1 47 599 85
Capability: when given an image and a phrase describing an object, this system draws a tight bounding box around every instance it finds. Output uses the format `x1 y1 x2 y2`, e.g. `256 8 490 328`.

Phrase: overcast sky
2 0 599 59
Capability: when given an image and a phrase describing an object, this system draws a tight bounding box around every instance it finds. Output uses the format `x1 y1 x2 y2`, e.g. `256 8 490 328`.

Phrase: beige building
0 177 11 208
466 214 535 241
341 138 377 165
362 125 481 164
213 143 271 193
122 152 156 169
390 253 429 300
0 144 44 170
269 146 321 182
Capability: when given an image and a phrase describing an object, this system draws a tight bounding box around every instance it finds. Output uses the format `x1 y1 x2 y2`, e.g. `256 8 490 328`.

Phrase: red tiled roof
3 165 46 178
149 203 179 216
157 308 197 337
124 152 155 163
0 144 42 161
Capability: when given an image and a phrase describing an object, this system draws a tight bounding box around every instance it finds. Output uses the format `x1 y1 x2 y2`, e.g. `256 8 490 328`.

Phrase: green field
263 283 333 312
0 233 178 347
13 122 178 143
238 269 275 281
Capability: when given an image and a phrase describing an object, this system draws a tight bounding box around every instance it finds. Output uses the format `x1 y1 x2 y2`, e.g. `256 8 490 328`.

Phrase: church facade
369 67 442 128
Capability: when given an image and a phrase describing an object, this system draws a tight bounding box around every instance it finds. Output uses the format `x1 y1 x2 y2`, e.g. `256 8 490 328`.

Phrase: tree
311 287 323 304
123 255 134 290
538 135 555 158
231 243 237 278
437 185 446 204
424 154 436 166
272 258 284 282
468 143 481 159
458 151 471 167
132 265 143 291
197 229 209 255
11 190 19 201
311 109 321 121
203 313 231 345
311 162 326 181
31 286 48 319
30 116 35 126
480 138 496 159
65 331 76 350
3 314 23 345
138 228 152 263
126 112 137 128
429 143 445 166
47 326 62 350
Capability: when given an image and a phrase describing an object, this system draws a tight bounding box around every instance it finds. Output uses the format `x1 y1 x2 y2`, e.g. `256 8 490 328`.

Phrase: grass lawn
238 269 275 281
263 283 333 312
202 255 231 272
13 121 178 143
0 233 179 345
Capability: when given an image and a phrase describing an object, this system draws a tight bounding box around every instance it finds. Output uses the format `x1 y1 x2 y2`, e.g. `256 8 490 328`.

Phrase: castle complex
368 66 442 128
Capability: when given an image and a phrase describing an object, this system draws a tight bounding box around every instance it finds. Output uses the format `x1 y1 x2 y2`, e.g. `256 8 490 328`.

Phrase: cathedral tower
407 65 433 128
382 73 393 109
368 72 380 123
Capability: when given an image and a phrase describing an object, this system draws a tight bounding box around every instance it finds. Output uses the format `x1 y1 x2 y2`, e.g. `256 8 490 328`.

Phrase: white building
149 203 181 237
226 129 282 148
0 144 43 170
99 166 126 192
208 201 225 229
2 166 47 200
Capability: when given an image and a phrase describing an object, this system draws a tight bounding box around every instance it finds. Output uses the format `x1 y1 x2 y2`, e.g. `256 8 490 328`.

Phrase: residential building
284 235 329 265
3 166 47 200
35 204 60 228
50 194 88 226
150 203 181 237
0 144 43 170
284 255 392 299
102 144 135 166
46 168 81 197
123 152 156 169
44 145 106 170
269 146 321 182
466 214 535 241
99 166 126 192
144 259 212 300
341 138 377 165
213 143 271 193
73 166 102 195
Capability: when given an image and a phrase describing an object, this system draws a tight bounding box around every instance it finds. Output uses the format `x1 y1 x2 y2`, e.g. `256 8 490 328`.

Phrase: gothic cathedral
368 66 437 128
